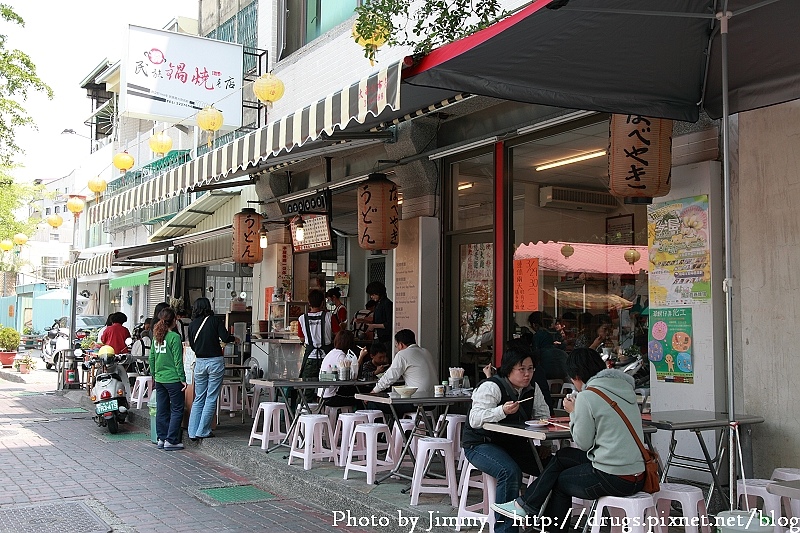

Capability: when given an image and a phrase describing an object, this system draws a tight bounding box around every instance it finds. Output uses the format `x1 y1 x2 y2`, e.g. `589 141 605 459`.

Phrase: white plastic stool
219 381 243 414
772 468 800 518
437 414 466 465
654 483 710 533
288 414 336 470
355 409 386 424
324 404 353 428
332 412 369 466
456 459 496 532
130 376 153 409
389 419 419 467
246 384 274 416
343 423 394 484
635 387 651 413
590 492 660 533
410 437 458 506
248 401 289 450
737 479 784 533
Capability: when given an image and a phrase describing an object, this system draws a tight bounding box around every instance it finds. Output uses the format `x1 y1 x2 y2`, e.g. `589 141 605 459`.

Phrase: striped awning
88 61 407 225
55 251 114 281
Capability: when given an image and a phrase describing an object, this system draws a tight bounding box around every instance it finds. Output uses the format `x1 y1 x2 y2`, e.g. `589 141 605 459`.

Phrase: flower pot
0 351 16 368
18 363 30 374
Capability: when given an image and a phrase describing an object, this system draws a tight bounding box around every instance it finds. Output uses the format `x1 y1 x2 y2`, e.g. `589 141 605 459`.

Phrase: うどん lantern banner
232 208 263 264
357 173 399 250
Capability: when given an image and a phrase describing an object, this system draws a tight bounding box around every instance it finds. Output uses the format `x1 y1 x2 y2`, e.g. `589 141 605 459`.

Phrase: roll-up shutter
147 277 166 318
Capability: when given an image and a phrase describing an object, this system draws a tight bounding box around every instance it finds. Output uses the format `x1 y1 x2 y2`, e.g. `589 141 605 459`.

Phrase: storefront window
449 153 494 231
510 118 650 365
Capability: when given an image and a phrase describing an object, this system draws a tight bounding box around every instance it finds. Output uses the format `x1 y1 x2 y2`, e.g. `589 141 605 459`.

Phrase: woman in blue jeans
492 348 646 531
187 298 238 441
461 341 552 533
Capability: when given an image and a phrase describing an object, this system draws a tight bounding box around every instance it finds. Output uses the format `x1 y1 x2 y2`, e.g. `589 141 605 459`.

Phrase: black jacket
187 315 235 358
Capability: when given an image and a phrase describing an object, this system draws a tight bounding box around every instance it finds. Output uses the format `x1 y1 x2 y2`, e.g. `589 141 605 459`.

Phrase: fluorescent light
457 182 474 191
429 137 498 160
535 150 607 171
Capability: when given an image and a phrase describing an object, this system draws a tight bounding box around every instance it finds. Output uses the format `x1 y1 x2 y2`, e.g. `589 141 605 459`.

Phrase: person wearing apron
297 289 333 402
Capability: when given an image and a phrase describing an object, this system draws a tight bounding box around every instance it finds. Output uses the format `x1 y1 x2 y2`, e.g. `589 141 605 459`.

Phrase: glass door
449 233 494 386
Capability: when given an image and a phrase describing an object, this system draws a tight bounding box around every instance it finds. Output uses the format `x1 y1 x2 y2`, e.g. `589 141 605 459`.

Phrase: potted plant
0 327 20 368
13 352 36 374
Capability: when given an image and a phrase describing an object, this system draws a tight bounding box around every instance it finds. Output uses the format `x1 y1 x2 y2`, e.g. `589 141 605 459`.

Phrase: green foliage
0 325 20 351
0 4 53 166
355 0 506 61
0 168 44 272
13 351 35 371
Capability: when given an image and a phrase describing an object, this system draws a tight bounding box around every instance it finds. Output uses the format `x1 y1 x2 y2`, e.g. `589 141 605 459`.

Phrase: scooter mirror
74 348 84 358
125 337 133 347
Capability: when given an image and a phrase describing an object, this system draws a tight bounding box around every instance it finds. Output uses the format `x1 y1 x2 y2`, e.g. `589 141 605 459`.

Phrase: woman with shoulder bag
187 297 238 441
492 348 648 531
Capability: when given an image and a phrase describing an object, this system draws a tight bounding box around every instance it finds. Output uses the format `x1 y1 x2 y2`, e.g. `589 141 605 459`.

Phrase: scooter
81 346 130 434
41 319 71 370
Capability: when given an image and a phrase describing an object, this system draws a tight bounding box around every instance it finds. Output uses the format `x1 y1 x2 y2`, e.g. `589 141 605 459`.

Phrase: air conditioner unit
539 186 619 213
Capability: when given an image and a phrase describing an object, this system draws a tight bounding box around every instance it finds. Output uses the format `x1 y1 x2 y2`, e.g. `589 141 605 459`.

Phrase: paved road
0 368 370 533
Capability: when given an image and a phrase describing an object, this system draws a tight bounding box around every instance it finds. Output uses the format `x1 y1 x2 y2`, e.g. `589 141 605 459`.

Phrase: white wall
736 100 800 476
647 160 726 483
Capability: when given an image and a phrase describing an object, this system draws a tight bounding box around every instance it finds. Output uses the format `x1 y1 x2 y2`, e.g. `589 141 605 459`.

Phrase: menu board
290 214 332 253
513 257 539 312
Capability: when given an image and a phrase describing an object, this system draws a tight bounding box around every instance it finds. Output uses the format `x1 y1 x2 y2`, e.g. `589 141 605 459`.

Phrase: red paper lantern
357 173 399 250
609 114 672 204
232 208 263 264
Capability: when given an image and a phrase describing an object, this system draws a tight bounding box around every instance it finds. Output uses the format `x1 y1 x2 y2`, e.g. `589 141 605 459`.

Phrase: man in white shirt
372 329 438 397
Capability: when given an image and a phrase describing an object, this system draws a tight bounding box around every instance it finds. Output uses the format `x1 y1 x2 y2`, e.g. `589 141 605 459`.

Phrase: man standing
372 329 438 399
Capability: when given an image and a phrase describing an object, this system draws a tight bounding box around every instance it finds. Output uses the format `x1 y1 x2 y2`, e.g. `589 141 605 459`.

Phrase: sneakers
491 500 527 520
163 441 185 451
157 439 164 449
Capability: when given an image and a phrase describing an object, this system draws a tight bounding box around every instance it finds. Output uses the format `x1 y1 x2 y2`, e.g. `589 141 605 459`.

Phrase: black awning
403 0 800 122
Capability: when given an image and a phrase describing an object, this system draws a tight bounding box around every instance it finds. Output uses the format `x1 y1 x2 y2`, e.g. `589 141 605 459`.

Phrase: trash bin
148 388 158 444
716 510 774 533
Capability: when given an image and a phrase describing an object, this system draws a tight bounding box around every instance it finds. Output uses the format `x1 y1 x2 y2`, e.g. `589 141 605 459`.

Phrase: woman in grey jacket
492 348 645 530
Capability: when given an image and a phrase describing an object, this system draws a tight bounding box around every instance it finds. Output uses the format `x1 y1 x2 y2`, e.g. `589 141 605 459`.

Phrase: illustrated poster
648 307 694 383
647 195 711 306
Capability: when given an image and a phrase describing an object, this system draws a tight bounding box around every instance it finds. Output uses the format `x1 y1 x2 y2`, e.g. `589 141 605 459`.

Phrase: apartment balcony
106 150 192 197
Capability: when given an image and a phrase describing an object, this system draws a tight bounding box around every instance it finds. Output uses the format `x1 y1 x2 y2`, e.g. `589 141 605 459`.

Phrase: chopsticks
548 421 571 430
516 396 536 404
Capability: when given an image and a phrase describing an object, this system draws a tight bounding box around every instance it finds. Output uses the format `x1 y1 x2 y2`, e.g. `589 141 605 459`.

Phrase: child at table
357 342 389 381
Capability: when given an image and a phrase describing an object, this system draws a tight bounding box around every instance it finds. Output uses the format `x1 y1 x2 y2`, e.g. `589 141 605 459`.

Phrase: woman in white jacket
492 348 646 530
318 330 359 407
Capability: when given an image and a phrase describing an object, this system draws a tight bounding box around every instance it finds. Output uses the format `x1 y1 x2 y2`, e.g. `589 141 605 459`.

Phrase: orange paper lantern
232 208 263 264
357 173 399 251
609 114 672 204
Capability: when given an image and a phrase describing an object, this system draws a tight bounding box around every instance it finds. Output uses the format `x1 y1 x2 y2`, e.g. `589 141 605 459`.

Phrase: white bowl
392 386 418 398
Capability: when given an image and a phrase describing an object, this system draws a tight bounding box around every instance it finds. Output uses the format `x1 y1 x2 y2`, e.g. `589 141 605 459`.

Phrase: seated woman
491 348 646 531
318 330 359 408
462 342 551 533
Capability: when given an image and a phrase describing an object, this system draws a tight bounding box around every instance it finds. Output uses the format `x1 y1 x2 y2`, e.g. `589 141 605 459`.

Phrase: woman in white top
318 330 359 407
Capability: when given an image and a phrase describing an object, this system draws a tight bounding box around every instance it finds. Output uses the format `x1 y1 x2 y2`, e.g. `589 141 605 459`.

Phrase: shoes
199 431 215 438
157 439 164 449
491 500 527 520
189 437 200 443
163 441 185 451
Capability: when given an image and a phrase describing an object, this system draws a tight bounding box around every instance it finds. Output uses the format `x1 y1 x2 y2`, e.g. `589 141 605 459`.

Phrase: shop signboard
120 25 243 129
648 307 694 383
647 195 711 306
290 214 332 253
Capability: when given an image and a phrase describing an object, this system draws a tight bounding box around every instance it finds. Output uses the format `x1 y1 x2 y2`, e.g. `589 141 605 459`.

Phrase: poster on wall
513 258 540 312
647 195 711 306
648 307 694 383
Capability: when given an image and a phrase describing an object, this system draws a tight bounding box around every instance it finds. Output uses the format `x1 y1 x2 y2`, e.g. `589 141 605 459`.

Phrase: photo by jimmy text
332 509 491 532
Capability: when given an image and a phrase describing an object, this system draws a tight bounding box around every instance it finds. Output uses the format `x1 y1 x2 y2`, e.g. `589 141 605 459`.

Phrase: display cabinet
268 301 307 335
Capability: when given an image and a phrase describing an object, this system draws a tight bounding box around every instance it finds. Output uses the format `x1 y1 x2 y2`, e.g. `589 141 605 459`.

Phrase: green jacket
149 330 186 384
569 369 645 475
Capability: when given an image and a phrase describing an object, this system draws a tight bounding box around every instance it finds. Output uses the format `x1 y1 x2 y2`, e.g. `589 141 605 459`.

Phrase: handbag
586 386 660 493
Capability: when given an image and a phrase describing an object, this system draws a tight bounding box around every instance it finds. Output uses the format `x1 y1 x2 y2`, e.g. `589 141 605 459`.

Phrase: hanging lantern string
91 73 284 181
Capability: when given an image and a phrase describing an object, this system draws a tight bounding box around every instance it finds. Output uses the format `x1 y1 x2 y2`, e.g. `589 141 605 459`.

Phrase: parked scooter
81 345 130 434
41 319 71 370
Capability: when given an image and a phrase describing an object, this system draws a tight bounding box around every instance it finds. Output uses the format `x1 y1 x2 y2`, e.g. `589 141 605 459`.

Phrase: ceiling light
294 216 305 242
535 150 607 171
259 225 268 249
516 110 598 135
457 182 474 191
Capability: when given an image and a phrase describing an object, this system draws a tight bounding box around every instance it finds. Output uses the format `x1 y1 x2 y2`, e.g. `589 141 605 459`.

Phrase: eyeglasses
513 366 535 374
